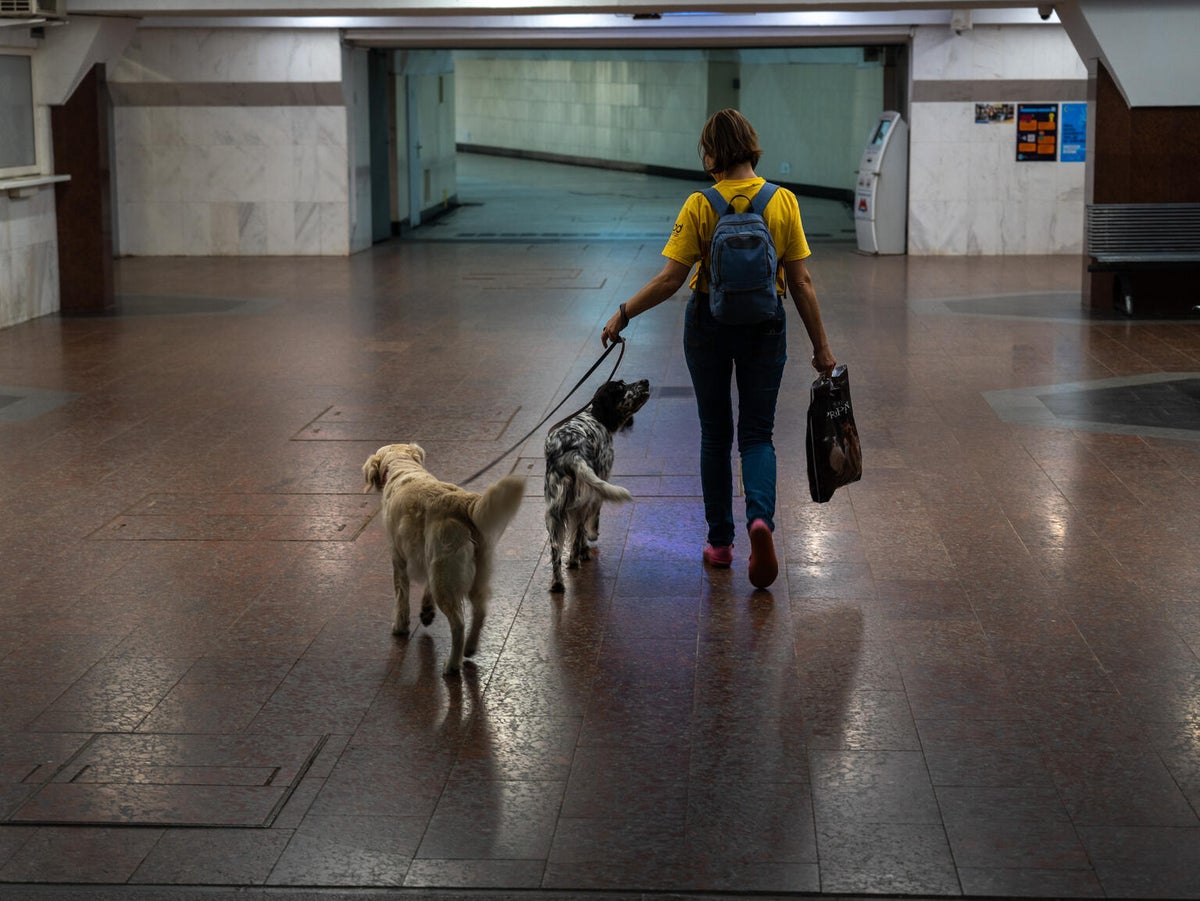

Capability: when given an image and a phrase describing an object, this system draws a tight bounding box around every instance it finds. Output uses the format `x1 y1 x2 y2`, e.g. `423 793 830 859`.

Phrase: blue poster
1061 102 1087 163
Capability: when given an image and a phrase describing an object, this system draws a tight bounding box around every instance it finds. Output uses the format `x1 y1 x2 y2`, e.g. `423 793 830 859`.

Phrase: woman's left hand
812 344 837 375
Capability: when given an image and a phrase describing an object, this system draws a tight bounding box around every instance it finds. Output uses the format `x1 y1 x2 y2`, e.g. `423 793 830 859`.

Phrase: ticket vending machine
854 111 909 255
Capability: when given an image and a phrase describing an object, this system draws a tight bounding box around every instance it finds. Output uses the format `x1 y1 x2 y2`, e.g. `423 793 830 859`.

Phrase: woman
601 108 836 589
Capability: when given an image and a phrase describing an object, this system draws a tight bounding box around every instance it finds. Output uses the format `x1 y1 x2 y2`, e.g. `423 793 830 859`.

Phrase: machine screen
871 118 891 145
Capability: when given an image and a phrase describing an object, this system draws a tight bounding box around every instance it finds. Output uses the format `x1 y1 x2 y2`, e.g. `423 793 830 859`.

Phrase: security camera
1037 4 1053 19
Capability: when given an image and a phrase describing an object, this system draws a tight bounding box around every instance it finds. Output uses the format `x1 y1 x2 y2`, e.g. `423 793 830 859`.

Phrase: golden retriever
363 443 525 676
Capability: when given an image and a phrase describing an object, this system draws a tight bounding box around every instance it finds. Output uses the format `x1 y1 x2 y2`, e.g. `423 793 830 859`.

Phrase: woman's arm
784 258 836 374
601 258 693 347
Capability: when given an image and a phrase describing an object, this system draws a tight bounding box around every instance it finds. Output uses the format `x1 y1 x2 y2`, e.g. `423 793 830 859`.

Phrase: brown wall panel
51 64 115 317
1086 61 1200 312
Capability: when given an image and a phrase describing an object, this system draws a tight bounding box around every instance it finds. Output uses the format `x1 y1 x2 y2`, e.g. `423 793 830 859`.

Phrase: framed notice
975 103 1014 124
1060 102 1087 162
1017 103 1058 161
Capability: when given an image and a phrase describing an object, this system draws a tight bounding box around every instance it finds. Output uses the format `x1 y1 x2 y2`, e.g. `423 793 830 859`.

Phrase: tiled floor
2 154 1200 900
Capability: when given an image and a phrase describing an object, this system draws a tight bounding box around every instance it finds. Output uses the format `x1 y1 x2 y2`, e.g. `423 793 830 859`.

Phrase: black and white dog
544 378 651 592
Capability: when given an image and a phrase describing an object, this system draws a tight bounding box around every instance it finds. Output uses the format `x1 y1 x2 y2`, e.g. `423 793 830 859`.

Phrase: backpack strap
701 186 729 216
701 182 780 217
698 189 721 282
749 182 779 215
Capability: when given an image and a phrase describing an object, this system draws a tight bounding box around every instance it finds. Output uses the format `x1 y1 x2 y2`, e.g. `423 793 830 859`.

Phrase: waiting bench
1086 202 1200 316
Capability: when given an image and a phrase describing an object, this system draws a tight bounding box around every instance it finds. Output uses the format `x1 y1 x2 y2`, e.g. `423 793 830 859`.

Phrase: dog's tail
570 459 632 503
362 452 386 492
470 475 526 545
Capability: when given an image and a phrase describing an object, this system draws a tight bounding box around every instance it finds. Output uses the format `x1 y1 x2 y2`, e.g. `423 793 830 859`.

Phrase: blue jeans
684 292 787 548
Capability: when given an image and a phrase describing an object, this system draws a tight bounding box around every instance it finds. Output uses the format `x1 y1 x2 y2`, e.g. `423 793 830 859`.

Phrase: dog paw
392 625 410 637
550 580 565 593
442 662 460 677
420 608 436 626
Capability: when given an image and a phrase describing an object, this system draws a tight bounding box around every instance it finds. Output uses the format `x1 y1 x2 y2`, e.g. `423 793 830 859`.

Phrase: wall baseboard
457 144 853 205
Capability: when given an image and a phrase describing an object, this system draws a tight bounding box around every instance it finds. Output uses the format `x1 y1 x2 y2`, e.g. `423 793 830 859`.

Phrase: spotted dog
544 379 651 592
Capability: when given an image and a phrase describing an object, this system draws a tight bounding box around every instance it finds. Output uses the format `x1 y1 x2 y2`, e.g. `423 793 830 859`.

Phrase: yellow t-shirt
662 177 812 295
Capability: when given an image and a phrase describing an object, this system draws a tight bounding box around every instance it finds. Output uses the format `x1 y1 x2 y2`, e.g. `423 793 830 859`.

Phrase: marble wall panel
0 249 12 325
291 106 346 148
909 98 1086 254
455 49 878 195
317 202 349 255
108 28 352 257
454 54 708 171
346 46 371 254
114 28 342 84
113 102 350 255
209 201 239 254
744 60 884 192
907 23 1087 255
177 200 211 254
144 201 184 255
0 188 59 329
293 201 321 254
237 201 268 254
914 25 1087 81
293 145 346 204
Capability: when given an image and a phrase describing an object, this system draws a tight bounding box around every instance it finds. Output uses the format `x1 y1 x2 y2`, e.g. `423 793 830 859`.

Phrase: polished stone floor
2 155 1200 899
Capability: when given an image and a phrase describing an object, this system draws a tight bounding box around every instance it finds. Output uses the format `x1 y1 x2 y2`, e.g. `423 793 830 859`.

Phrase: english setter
544 379 650 592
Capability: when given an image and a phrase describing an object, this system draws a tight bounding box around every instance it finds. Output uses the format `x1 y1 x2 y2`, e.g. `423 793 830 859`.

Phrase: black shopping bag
806 364 863 503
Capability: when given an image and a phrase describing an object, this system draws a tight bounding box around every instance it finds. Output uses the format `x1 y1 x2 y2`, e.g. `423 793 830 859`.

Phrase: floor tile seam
979 710 1170 843
0 884 947 900
256 821 369 892
903 774 966 898
38 658 193 735
5 670 80 734
163 558 311 727
928 768 1100 883
882 640 1005 896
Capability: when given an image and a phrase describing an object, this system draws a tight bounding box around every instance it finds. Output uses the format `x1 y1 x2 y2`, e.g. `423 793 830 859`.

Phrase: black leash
461 338 626 486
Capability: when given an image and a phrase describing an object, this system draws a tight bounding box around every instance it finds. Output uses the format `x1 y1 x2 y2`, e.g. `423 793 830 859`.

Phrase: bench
1085 202 1200 316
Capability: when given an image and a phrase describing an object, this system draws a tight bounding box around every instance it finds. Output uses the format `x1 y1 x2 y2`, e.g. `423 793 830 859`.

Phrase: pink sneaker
703 544 733 568
747 519 778 589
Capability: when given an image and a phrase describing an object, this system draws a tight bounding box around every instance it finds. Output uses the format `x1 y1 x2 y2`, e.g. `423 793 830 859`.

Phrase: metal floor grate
9 733 328 828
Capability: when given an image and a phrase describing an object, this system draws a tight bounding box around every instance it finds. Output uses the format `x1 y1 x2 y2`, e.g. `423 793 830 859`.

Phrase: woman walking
601 108 836 589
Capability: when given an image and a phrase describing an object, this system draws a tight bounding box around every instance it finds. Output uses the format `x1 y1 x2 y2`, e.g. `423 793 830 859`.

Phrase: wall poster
1060 102 1087 162
975 103 1014 124
1017 103 1058 161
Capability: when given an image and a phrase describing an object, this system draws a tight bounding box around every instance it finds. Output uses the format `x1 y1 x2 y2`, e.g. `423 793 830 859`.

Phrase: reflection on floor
1 157 1200 900
422 152 858 243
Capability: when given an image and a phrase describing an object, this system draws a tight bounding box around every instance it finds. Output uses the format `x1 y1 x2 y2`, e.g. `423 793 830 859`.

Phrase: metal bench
1086 202 1200 316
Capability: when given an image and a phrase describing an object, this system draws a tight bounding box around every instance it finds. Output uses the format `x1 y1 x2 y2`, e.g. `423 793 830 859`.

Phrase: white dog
363 443 525 675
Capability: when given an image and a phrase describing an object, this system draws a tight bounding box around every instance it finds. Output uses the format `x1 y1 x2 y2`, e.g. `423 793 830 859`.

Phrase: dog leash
461 338 627 486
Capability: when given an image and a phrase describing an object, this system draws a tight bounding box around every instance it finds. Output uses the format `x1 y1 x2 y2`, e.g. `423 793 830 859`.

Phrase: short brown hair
698 108 763 176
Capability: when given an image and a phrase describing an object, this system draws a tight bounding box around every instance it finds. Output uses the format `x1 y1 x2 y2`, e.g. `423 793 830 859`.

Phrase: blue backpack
700 182 782 324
